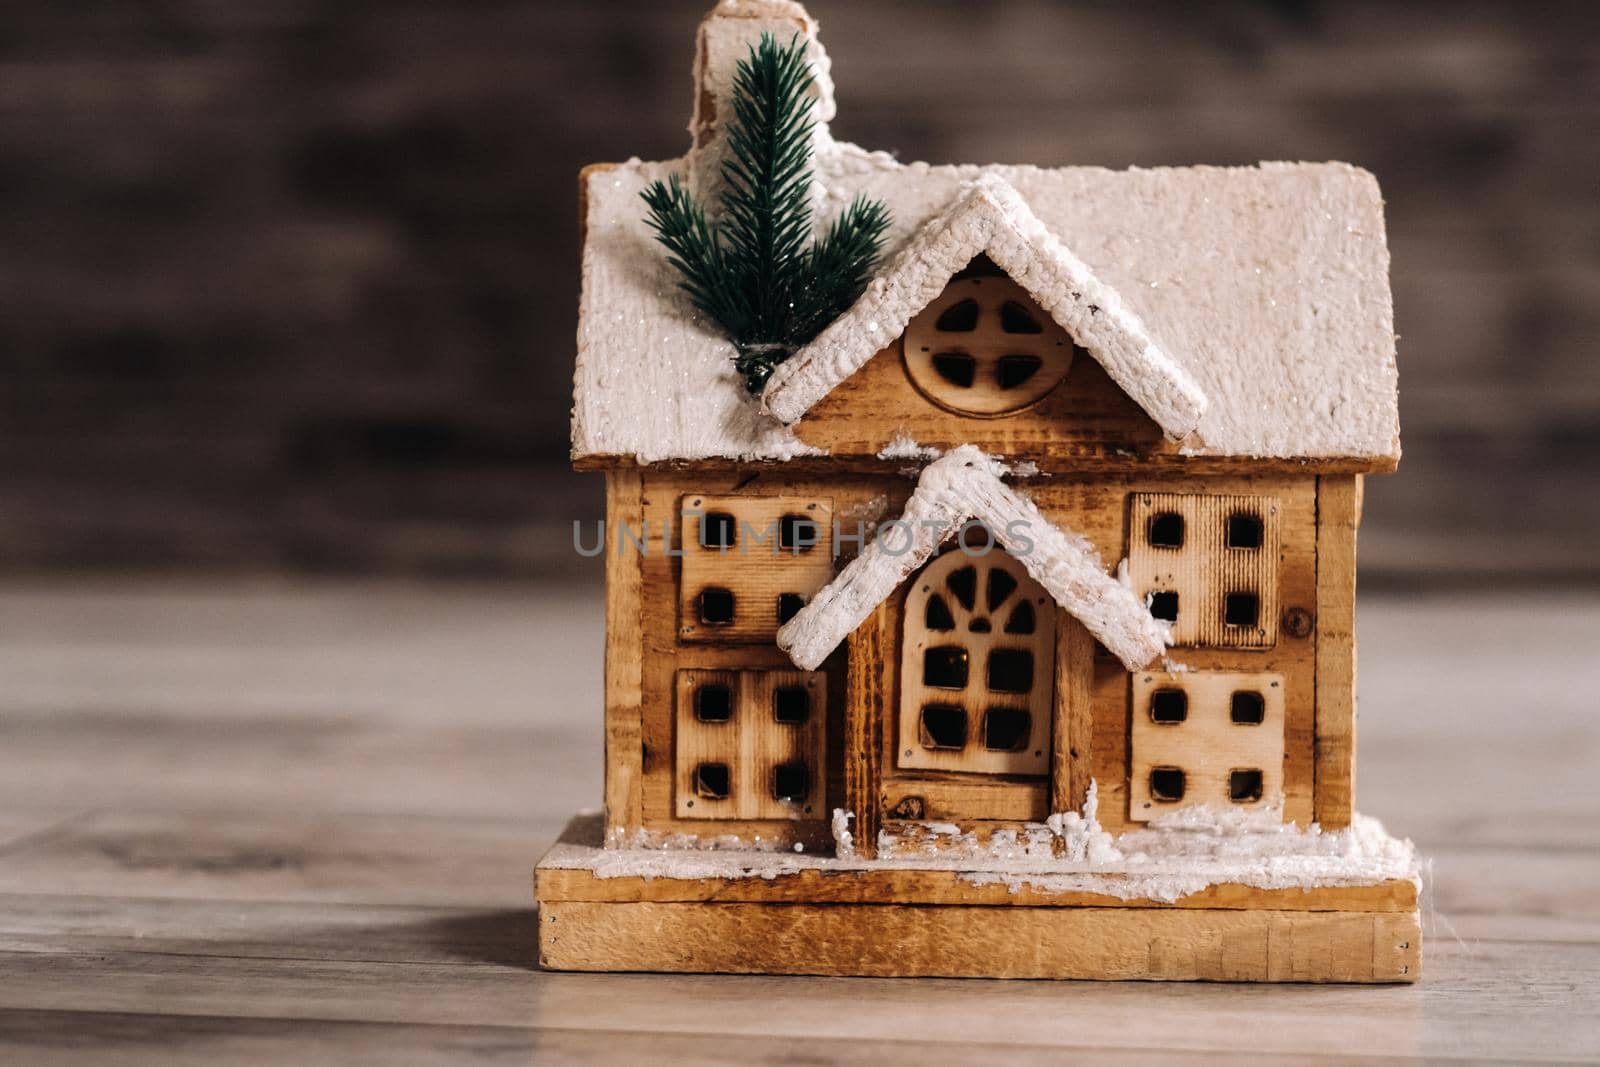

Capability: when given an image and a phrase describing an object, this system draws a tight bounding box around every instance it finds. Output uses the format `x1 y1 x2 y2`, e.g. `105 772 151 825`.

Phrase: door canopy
776 446 1172 672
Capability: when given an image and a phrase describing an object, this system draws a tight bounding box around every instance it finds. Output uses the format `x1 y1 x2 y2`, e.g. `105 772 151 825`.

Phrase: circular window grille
897 545 1056 777
902 276 1076 417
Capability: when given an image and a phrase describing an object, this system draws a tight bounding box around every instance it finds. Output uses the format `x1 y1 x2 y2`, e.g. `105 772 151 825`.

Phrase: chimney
686 1 835 194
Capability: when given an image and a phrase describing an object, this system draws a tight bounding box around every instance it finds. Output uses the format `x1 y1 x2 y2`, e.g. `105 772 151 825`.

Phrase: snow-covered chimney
685 1 836 199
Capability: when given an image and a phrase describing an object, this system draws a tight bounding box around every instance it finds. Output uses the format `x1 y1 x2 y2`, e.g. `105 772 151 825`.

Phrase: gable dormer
761 175 1209 465
903 255 1079 418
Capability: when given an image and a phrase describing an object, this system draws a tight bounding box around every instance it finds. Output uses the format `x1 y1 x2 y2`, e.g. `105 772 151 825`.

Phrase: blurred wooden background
3 1 1596 581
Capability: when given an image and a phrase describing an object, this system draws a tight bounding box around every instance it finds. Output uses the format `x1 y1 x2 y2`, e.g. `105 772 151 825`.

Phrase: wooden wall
2 1 1596 579
615 465 1323 843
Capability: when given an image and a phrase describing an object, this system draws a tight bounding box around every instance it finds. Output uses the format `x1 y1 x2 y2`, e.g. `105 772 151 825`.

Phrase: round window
902 275 1076 416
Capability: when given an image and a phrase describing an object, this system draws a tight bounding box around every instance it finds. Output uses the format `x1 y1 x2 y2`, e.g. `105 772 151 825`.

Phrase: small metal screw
1282 607 1315 638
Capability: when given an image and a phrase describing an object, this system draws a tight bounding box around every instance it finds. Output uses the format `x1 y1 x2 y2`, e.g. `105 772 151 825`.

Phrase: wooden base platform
535 816 1421 983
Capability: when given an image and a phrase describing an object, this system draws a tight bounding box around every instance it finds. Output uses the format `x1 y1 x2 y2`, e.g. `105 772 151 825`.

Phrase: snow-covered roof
571 1 1400 466
763 175 1209 440
777 447 1171 672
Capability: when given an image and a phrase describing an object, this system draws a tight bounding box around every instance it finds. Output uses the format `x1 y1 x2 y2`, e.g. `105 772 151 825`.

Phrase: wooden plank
1315 475 1361 829
538 899 1420 982
672 668 826 822
0 1011 546 1067
843 602 887 858
604 469 647 840
0 894 538 967
573 452 1399 476
1127 670 1286 821
787 349 1400 475
536 862 1416 914
0 809 563 909
7 940 1600 1060
1126 492 1282 649
538 814 1417 912
1051 613 1096 817
674 492 834 644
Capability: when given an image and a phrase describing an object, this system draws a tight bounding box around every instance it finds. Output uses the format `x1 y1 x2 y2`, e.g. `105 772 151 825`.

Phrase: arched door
897 547 1056 777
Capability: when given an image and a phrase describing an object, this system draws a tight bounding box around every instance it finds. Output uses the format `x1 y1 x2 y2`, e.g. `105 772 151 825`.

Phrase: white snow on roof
763 175 1209 439
571 3 1399 465
776 446 1171 671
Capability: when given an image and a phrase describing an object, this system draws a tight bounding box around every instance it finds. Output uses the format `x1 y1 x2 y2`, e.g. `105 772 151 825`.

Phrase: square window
923 646 969 689
1148 512 1184 549
986 649 1034 694
983 707 1031 751
773 684 809 724
1149 591 1179 622
694 762 731 799
779 514 819 553
772 762 809 803
1226 512 1264 550
698 587 735 625
1150 766 1186 802
694 684 733 723
777 592 806 624
1230 768 1264 803
699 512 737 550
676 668 826 821
919 704 968 750
1224 592 1260 628
1150 688 1187 724
1230 690 1265 725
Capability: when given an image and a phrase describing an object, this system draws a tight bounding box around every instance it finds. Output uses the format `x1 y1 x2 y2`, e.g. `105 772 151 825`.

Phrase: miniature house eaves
762 175 1208 440
778 446 1170 672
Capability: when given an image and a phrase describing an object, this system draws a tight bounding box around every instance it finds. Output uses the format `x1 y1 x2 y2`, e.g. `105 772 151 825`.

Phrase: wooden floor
0 578 1596 1062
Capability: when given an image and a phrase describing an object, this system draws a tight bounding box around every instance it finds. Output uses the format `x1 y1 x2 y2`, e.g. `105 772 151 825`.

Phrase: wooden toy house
537 0 1420 982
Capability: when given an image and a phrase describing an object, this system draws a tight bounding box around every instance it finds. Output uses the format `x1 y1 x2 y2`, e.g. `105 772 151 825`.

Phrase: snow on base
563 788 1418 904
831 808 855 858
604 824 798 854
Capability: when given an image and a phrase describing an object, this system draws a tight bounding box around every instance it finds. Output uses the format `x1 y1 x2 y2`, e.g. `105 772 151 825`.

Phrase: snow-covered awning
762 175 1209 441
776 446 1171 671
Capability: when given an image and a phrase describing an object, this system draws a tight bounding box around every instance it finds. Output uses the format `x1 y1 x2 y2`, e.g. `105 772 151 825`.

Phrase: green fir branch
639 32 892 393
792 195 892 344
640 174 746 338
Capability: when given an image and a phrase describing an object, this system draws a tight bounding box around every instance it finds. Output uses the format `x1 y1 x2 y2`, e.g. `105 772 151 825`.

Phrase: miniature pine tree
642 33 891 393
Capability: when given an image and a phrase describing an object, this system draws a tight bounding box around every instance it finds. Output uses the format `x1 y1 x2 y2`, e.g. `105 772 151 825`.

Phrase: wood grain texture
636 469 869 849
604 469 646 839
1127 670 1287 821
675 493 835 643
1126 492 1283 649
3 581 1600 1060
1315 475 1361 829
538 899 1420 982
1051 614 1096 817
672 668 827 821
537 816 1417 912
843 602 888 858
